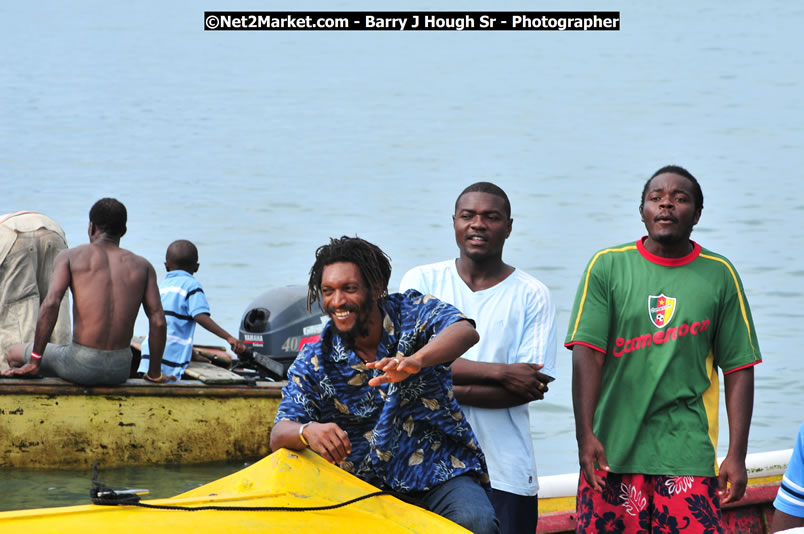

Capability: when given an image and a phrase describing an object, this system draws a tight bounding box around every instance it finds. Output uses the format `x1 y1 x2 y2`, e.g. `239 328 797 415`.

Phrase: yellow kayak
0 448 470 533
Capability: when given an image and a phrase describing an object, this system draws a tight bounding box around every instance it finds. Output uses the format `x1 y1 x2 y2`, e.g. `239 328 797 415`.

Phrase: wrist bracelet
30 351 43 361
299 422 313 447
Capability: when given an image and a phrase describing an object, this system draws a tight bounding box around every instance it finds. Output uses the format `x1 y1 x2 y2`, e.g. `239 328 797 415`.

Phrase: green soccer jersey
565 238 761 476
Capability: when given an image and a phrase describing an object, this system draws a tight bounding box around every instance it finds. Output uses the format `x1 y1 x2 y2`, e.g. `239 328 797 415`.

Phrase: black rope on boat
89 461 408 512
126 490 394 512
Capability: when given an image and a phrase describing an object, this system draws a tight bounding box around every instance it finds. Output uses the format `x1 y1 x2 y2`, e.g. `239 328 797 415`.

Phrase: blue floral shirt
275 290 489 493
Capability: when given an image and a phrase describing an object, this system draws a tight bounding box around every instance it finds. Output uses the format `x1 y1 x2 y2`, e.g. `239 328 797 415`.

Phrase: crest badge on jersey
648 294 676 328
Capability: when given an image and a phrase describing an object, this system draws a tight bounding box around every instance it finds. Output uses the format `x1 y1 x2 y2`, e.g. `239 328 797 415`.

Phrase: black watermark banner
203 11 620 31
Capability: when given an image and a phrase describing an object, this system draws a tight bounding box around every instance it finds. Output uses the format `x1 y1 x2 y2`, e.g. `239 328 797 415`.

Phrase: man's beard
328 298 373 349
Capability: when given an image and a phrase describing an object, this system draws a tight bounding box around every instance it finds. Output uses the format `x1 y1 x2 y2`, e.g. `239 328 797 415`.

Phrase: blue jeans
417 475 501 534
487 488 538 534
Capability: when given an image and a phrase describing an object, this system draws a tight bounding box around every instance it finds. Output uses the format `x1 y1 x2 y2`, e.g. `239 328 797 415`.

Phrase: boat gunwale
0 377 286 398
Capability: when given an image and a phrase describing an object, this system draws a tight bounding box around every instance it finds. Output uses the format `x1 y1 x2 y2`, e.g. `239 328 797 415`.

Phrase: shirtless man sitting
2 198 170 385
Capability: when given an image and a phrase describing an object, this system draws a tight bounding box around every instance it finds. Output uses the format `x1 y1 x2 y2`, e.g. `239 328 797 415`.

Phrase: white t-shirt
399 260 557 496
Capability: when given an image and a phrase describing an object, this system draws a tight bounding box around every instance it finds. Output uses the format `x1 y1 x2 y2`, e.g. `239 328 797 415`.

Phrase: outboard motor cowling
238 285 327 378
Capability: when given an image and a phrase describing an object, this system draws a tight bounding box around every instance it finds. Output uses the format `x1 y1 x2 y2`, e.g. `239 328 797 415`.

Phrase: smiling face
320 261 375 344
640 172 701 246
453 192 512 262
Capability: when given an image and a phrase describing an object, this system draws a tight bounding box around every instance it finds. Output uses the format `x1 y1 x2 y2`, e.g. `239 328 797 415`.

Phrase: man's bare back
66 242 156 350
2 198 169 383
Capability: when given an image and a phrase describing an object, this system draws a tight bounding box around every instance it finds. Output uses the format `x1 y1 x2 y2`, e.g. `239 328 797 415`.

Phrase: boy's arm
771 511 804 533
194 313 246 354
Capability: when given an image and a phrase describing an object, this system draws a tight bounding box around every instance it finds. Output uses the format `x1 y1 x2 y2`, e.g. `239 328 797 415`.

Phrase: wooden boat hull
0 448 470 533
0 376 283 468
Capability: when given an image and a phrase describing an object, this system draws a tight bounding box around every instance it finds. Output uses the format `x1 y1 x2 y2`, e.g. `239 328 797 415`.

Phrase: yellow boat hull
0 377 282 468
0 448 470 533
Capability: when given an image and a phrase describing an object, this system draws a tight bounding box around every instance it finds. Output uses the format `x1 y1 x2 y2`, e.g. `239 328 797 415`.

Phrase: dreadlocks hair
455 182 512 219
640 165 704 212
89 198 127 237
307 236 392 312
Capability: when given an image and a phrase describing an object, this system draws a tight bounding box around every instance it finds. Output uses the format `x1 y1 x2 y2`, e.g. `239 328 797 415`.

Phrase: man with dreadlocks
271 236 500 534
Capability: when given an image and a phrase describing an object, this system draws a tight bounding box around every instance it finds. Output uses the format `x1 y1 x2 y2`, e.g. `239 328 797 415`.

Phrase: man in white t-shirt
400 182 556 534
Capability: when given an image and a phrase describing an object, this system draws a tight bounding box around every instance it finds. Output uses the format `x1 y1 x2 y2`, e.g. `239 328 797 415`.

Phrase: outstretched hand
717 454 747 504
366 355 421 386
578 433 610 492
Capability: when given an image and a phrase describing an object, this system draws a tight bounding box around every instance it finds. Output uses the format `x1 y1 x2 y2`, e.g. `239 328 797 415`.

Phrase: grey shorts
24 341 132 386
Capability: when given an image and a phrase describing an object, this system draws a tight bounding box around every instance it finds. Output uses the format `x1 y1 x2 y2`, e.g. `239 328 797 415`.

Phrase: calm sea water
1 0 802 511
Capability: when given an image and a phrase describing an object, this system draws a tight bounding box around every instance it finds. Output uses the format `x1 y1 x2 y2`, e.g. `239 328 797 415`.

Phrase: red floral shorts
576 469 724 533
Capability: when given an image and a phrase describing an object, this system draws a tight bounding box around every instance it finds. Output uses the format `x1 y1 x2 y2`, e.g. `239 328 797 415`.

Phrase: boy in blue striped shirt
137 240 245 380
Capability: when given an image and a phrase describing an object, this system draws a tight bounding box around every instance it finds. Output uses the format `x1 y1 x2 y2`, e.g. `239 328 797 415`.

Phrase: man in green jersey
565 166 761 533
